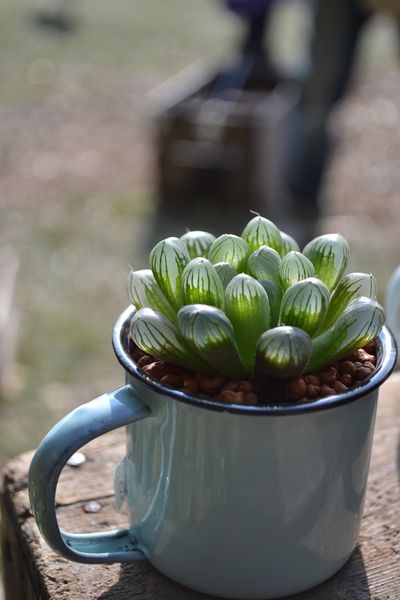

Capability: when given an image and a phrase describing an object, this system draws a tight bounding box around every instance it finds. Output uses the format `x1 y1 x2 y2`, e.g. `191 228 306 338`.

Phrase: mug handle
28 384 150 564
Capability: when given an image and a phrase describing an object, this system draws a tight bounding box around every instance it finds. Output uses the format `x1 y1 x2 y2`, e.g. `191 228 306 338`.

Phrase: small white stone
67 452 86 467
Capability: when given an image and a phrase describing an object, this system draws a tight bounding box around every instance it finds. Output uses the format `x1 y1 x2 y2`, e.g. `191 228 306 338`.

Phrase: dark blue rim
112 305 398 416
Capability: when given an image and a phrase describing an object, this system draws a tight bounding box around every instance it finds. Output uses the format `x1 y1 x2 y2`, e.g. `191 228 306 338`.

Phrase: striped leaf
247 246 281 285
280 231 300 255
182 258 224 309
303 233 350 291
180 230 216 260
214 261 237 289
255 326 312 380
178 304 247 378
258 279 282 328
306 296 385 373
208 234 249 272
130 308 206 371
280 251 315 290
150 237 190 310
279 277 330 337
241 215 282 254
126 269 177 324
225 274 270 370
319 272 377 333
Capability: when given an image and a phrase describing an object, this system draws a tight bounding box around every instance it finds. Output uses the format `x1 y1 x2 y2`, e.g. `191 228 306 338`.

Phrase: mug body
122 373 378 599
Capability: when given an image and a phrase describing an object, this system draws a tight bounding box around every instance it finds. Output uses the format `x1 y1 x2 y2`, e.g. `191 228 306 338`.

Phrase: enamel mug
28 306 397 599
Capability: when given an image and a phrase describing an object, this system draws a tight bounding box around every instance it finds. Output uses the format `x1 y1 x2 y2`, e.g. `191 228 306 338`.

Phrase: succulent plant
127 216 384 386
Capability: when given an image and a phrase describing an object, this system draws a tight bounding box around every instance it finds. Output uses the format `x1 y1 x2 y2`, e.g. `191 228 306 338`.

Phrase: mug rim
112 305 398 416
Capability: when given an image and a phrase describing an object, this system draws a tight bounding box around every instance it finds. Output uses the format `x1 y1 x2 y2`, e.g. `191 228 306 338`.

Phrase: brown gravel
130 340 378 406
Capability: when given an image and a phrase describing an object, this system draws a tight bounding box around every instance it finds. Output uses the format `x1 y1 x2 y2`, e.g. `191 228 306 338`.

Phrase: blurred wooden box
152 63 297 216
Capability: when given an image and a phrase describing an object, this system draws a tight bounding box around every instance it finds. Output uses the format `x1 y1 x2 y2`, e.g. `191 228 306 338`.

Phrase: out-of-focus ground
0 0 399 469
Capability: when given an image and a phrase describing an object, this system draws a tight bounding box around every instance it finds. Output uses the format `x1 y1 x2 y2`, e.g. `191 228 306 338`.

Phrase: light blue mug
28 306 397 599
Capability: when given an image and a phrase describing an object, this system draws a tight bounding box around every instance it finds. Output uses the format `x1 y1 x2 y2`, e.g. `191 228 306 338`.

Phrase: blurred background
0 0 399 474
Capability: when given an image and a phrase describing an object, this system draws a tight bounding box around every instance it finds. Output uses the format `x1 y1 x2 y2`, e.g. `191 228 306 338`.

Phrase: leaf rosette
127 215 385 396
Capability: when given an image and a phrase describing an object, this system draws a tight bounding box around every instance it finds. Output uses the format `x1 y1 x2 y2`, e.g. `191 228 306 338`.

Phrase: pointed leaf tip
303 233 349 291
306 296 384 372
241 215 282 254
178 304 247 378
280 231 300 255
319 272 377 333
130 307 204 371
279 277 330 337
150 237 190 310
180 230 216 259
182 258 224 309
255 326 312 380
127 269 177 324
280 251 315 290
208 234 249 272
247 245 281 285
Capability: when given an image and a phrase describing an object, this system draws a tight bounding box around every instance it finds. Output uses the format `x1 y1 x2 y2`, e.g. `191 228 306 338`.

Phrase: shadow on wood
97 545 371 600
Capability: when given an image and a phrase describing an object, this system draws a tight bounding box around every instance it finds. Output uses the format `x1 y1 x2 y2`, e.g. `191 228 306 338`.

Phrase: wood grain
1 375 400 599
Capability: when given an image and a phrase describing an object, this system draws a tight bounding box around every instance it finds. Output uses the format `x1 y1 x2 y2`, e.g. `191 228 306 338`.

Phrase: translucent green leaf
214 262 237 289
241 215 282 254
182 258 224 309
150 237 190 310
303 233 350 291
280 251 315 290
208 234 249 272
247 246 281 285
254 326 312 380
126 269 177 324
258 280 282 328
130 308 206 371
178 304 247 378
180 230 216 260
279 277 330 337
306 296 385 373
225 274 270 370
319 272 377 333
280 231 300 255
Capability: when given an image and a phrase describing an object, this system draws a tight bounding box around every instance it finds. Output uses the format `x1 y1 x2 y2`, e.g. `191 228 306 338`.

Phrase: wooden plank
1 374 400 599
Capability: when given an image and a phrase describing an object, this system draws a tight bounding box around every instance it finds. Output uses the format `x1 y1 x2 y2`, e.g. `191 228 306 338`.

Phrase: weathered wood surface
1 374 400 600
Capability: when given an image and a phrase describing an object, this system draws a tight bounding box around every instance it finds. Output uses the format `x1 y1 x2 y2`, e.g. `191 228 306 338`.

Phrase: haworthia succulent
208 234 249 272
247 245 281 285
319 272 377 333
225 274 270 370
241 215 282 254
279 277 330 337
280 231 300 255
303 233 349 291
280 251 315 290
130 308 206 371
214 262 237 289
178 304 247 379
180 230 216 260
182 258 224 309
150 237 190 310
254 326 312 380
128 217 385 393
127 269 177 324
258 279 282 328
305 296 385 373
